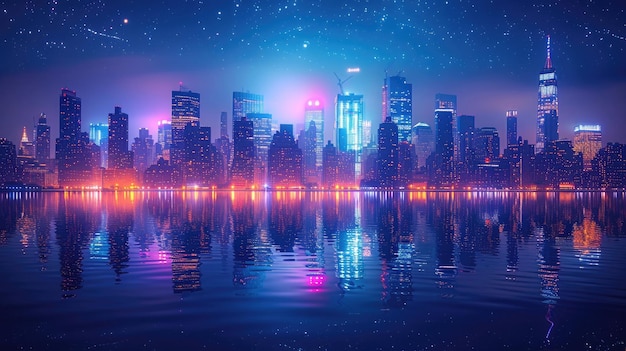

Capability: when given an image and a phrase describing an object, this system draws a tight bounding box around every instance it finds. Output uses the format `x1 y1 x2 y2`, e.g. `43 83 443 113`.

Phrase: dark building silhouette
0 138 18 186
536 140 583 188
301 121 318 186
377 117 398 188
268 124 303 188
108 107 132 169
132 128 154 177
35 113 51 164
430 109 455 187
591 143 626 188
457 115 475 183
397 141 414 187
231 117 255 187
506 110 518 147
322 141 338 188
144 158 182 188
412 122 434 170
183 124 224 186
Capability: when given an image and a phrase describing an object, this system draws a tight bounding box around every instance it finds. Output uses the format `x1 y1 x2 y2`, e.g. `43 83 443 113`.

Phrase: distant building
573 124 602 171
300 121 318 186
457 115 475 183
322 141 339 188
247 112 272 185
474 127 500 163
268 124 302 188
412 122 434 169
132 128 155 176
0 138 18 186
232 91 263 122
536 36 559 153
107 106 133 170
506 110 518 147
89 122 108 168
231 116 255 187
171 89 200 166
430 109 455 187
382 75 413 142
305 99 324 175
183 124 224 187
377 117 398 188
35 113 51 164
536 140 583 188
156 120 172 161
144 158 182 188
591 143 626 189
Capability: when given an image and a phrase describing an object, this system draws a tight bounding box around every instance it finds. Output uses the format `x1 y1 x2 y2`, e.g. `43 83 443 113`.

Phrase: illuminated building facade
382 75 412 142
171 90 200 166
35 113 50 164
89 122 108 168
233 91 263 122
457 115 475 182
183 124 224 186
473 127 500 162
506 110 518 146
536 140 583 188
322 141 338 188
132 128 154 176
573 124 602 171
435 93 458 183
156 120 172 161
335 93 363 178
430 109 455 187
268 124 302 188
19 126 35 158
305 99 324 172
231 116 255 187
412 122 434 169
247 112 272 185
377 117 398 187
536 35 559 153
301 121 318 185
591 143 626 189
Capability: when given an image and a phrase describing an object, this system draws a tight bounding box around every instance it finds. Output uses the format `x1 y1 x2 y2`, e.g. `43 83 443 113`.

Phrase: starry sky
1 0 625 150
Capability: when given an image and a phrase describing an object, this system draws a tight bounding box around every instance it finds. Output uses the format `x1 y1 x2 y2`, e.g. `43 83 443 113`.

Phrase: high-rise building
19 126 35 158
431 109 455 187
89 122 108 168
506 110 518 146
382 75 412 142
412 122 434 169
536 140 582 188
378 117 399 187
573 124 602 171
220 111 228 138
56 89 93 187
233 92 263 122
301 121 318 185
335 93 364 178
183 124 224 187
35 113 50 164
171 89 200 166
474 127 500 162
0 138 18 186
132 128 155 176
592 143 626 189
231 116 255 187
247 112 273 185
536 35 559 153
457 115 475 182
435 94 458 182
108 106 132 169
305 99 324 172
322 141 338 188
156 120 172 160
268 124 303 188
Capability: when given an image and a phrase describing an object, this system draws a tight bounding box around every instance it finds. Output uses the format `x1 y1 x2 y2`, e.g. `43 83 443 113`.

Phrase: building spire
544 35 553 69
21 126 29 143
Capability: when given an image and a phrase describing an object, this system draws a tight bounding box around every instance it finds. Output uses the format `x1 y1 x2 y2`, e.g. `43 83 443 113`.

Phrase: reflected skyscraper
536 35 559 153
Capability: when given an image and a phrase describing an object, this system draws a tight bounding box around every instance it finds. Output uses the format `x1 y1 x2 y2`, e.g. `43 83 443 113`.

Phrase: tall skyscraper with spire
536 35 559 153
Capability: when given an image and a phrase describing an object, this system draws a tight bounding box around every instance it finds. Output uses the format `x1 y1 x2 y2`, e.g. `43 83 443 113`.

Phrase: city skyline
0 1 625 150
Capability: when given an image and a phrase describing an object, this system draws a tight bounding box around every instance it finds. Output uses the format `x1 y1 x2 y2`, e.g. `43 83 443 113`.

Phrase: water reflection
1 190 626 348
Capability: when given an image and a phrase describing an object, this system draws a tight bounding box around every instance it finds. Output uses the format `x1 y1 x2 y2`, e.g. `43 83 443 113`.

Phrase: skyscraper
233 92 263 122
573 124 602 171
231 116 255 187
108 106 132 169
268 124 303 188
247 112 273 185
34 113 50 164
506 110 518 147
89 122 108 168
19 126 35 157
457 115 475 182
132 128 154 176
335 93 364 178
305 99 324 173
220 111 228 138
382 75 412 142
536 35 559 153
474 127 500 162
171 89 200 166
56 88 92 187
412 122 434 169
378 117 399 187
0 138 18 186
156 120 172 160
432 109 454 187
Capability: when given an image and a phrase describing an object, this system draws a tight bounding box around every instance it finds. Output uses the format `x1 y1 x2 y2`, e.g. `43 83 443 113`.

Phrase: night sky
1 0 625 150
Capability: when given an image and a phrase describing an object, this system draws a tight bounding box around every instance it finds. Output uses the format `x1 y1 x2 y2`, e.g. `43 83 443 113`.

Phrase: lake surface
1 190 625 350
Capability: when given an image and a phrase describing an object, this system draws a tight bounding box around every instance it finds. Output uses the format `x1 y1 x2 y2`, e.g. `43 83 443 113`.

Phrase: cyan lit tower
233 91 263 122
171 89 200 166
35 113 50 164
89 122 108 168
536 35 559 153
305 99 324 171
506 110 518 146
382 75 412 142
156 120 172 160
573 125 602 171
107 106 132 169
335 93 364 177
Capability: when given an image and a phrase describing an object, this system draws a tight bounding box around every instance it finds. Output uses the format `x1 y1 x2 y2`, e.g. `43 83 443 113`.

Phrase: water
1 190 625 350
